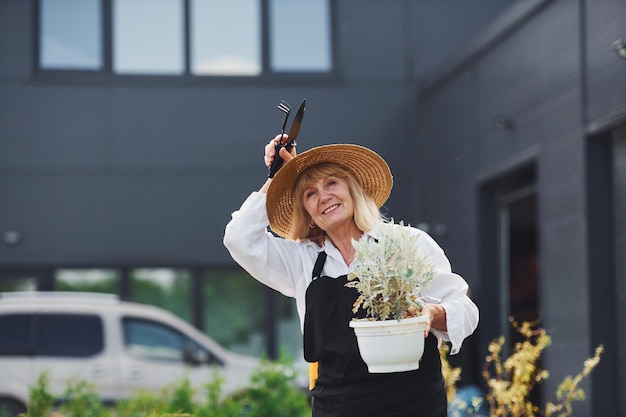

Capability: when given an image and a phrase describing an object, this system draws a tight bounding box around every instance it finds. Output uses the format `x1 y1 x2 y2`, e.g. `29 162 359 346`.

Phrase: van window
0 313 104 357
0 314 31 355
123 318 186 362
122 317 216 365
36 314 104 357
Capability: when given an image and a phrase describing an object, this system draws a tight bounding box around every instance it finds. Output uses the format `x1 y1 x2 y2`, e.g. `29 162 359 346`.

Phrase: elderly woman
224 135 479 417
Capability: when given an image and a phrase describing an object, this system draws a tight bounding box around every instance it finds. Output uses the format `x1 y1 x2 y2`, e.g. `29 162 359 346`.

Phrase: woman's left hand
419 304 434 336
405 303 446 337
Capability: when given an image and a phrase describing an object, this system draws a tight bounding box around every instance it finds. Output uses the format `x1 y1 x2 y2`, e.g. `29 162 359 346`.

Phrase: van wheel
0 399 27 417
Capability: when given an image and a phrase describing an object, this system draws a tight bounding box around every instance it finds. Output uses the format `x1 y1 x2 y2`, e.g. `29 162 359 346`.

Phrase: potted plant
345 220 435 373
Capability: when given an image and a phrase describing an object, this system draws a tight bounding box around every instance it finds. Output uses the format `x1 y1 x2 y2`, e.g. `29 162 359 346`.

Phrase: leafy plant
58 378 109 417
24 372 55 417
233 357 310 417
441 318 604 417
346 220 435 320
195 370 243 417
115 377 199 417
163 377 195 415
25 357 310 417
114 390 168 417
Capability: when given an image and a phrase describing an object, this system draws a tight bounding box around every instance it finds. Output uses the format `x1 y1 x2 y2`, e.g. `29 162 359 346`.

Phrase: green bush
24 372 55 417
24 358 310 417
194 371 243 417
233 357 310 417
114 390 169 417
59 379 110 417
163 378 195 416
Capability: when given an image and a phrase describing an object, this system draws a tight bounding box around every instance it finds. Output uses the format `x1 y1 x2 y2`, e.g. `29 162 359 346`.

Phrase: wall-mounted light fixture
3 230 22 246
613 39 626 59
492 114 514 131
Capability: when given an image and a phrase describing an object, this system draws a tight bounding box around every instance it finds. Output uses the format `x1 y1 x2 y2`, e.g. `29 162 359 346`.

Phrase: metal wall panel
417 69 483 386
475 0 579 173
0 0 32 78
585 0 626 131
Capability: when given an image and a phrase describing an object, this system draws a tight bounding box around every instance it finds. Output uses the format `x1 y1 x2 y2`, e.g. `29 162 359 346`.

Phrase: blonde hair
289 163 382 244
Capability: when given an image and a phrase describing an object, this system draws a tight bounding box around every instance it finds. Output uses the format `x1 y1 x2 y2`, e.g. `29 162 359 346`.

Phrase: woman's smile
322 204 340 214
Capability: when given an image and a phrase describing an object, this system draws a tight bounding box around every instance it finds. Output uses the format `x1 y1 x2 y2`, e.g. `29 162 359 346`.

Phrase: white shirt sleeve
416 229 479 355
224 192 304 297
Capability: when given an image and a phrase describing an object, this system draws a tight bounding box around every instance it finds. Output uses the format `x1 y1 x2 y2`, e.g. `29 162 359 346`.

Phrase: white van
0 292 261 415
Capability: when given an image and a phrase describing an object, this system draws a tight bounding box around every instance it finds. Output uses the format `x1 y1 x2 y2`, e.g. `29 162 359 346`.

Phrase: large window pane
113 0 184 74
191 0 261 75
55 269 119 293
39 0 102 70
203 269 300 359
276 296 302 361
0 277 37 292
203 270 265 356
269 0 332 72
131 268 191 322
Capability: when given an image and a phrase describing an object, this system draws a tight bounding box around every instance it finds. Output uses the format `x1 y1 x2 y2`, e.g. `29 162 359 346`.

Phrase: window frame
33 0 337 83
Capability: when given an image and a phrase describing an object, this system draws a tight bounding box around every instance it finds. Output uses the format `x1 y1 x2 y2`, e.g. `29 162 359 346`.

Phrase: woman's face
301 175 355 233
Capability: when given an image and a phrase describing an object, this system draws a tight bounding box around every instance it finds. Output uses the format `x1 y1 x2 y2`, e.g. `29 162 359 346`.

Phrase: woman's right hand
264 134 296 169
260 134 297 193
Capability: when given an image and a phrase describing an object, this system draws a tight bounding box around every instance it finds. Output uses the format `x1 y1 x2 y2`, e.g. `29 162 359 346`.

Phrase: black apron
303 251 447 417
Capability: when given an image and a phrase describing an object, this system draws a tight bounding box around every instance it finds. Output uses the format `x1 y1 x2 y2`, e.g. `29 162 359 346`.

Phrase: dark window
35 314 104 357
0 313 104 357
0 314 31 355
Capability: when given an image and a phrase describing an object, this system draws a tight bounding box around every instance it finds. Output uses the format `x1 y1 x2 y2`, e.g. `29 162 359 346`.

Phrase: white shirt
224 191 479 354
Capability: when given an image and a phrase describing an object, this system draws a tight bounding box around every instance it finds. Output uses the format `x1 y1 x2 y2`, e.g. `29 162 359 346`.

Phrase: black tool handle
268 143 284 178
268 141 295 178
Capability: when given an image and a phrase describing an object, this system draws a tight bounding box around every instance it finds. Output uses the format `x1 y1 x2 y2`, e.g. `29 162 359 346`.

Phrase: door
498 186 540 344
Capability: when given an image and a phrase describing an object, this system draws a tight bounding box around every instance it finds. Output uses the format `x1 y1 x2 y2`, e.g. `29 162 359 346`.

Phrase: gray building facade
1 0 624 415
417 1 626 416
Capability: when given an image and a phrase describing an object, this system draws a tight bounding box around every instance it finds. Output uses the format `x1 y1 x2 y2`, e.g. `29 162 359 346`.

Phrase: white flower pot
349 315 428 373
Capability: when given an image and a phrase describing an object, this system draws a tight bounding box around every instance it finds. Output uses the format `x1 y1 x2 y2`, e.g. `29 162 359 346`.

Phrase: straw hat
266 144 393 237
